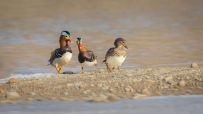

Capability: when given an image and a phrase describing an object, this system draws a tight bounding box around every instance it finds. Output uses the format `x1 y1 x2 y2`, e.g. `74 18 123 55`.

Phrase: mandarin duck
76 37 97 74
48 31 73 74
103 38 128 72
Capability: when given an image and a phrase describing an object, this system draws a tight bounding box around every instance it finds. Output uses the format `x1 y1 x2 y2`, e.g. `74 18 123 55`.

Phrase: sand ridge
0 65 203 104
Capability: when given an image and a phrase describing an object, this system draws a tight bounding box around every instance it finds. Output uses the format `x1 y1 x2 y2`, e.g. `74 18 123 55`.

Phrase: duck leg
112 67 115 71
94 64 98 73
59 68 63 74
109 68 113 72
105 63 110 72
55 67 63 74
81 67 84 74
106 63 112 73
117 66 120 71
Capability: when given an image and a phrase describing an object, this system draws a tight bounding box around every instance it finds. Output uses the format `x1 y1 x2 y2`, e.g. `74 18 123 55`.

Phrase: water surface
1 95 203 114
0 0 203 78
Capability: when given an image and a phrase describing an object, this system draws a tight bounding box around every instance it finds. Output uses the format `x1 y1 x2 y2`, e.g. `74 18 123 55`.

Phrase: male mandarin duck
48 31 73 74
76 37 97 74
103 38 128 72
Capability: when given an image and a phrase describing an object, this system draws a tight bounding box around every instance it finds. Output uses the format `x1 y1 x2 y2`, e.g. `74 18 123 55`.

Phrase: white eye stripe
61 32 68 36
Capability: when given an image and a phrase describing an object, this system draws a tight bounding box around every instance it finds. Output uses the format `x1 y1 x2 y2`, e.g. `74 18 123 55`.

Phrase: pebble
141 89 151 95
63 92 68 95
89 94 108 102
48 97 57 100
158 76 164 80
100 69 105 73
97 83 103 88
164 85 169 89
146 79 154 83
26 98 33 101
60 97 68 101
90 97 103 103
83 90 91 94
124 86 133 92
133 79 138 82
125 74 132 77
0 89 4 94
191 63 198 68
62 71 73 74
173 88 179 91
0 93 5 98
109 89 115 93
74 82 83 88
179 80 186 87
114 83 119 87
164 76 173 83
186 77 190 80
6 92 20 98
27 92 36 96
186 90 193 93
102 86 109 90
133 94 147 100
36 98 44 101
98 94 108 102
124 87 131 92
154 91 162 96
90 84 94 87
8 78 19 84
80 83 88 89
146 76 150 79
66 83 74 87
106 93 119 102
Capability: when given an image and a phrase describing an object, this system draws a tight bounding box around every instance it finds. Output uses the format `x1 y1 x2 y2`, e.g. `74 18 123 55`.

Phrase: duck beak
124 45 128 50
123 43 128 49
68 38 73 43
79 43 82 48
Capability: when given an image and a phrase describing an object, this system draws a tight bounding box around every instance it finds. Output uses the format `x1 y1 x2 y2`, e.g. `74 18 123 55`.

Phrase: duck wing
48 48 62 65
103 47 115 62
78 50 96 63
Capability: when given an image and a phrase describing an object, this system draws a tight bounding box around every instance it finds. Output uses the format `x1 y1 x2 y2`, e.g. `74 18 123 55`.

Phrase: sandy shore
0 65 203 104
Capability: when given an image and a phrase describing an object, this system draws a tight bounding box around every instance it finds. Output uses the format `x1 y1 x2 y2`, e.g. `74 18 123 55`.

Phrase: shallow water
1 95 203 114
0 0 203 78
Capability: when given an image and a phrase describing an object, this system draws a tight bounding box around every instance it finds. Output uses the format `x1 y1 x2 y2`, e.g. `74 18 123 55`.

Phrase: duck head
114 38 128 49
76 37 86 52
59 31 72 47
76 37 82 48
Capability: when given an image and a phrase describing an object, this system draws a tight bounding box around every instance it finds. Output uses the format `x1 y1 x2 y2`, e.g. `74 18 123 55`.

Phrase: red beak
68 38 72 43
79 43 82 47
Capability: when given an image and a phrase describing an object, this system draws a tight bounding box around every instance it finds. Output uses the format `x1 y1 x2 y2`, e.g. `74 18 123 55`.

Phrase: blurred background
0 0 203 78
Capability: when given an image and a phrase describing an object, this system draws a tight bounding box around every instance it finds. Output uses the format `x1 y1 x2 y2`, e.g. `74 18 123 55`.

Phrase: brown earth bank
0 65 203 104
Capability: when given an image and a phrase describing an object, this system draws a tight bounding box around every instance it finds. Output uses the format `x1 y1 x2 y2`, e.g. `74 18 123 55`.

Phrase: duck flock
48 31 128 74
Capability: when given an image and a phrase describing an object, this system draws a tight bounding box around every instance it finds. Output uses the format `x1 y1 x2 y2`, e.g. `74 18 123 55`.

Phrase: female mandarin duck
48 31 73 74
103 38 128 72
76 37 97 74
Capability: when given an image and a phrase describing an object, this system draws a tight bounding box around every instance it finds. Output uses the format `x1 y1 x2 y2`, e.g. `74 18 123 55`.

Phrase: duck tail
51 47 56 55
103 60 106 63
